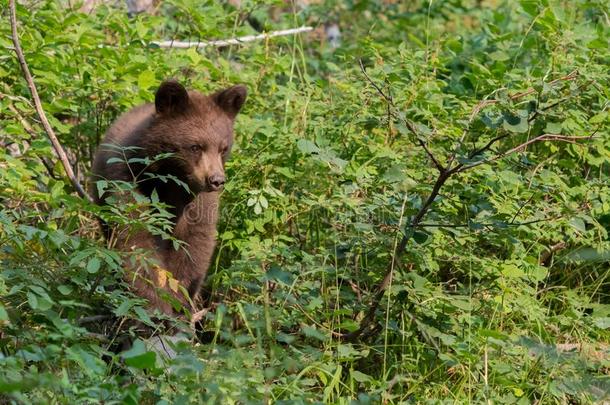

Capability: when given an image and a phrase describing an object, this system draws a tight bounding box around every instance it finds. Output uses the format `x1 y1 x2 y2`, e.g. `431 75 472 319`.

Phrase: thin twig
153 26 313 49
77 315 112 325
416 138 445 172
454 134 594 173
447 70 580 167
413 217 559 228
9 0 93 203
446 97 499 169
509 194 536 224
359 59 445 172
528 79 594 123
509 70 579 100
468 134 510 159
345 132 590 341
359 59 392 102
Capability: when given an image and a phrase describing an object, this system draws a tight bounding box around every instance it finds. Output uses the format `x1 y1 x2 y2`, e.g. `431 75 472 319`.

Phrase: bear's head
142 80 247 194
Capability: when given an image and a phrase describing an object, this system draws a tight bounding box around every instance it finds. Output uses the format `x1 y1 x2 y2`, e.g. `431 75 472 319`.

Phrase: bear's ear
214 85 247 118
155 80 189 115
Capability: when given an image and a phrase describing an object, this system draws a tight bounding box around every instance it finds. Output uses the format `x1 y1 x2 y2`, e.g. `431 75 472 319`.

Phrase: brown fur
92 80 247 317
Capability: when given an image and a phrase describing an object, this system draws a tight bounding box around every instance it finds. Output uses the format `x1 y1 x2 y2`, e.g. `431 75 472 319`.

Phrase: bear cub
92 79 247 318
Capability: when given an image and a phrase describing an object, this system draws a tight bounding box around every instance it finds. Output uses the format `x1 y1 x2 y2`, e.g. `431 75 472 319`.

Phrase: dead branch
153 26 313 49
554 342 609 362
540 241 567 266
8 0 93 203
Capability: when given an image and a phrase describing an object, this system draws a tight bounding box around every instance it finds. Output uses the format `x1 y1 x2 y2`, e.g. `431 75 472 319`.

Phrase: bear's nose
207 174 225 191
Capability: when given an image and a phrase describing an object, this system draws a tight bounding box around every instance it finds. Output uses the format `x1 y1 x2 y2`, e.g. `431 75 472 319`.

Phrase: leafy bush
1 0 609 403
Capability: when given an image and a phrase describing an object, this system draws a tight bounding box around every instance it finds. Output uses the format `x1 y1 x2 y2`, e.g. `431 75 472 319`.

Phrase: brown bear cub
92 79 246 319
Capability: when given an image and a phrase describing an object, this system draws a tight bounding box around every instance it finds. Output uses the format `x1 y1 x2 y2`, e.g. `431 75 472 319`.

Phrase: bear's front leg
165 191 220 306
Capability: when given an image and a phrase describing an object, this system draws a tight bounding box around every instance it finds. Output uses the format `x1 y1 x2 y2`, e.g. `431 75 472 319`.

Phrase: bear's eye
221 146 229 155
190 145 202 153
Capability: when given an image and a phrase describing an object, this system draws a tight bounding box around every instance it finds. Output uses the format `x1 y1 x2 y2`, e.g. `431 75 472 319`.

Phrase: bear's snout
207 173 225 191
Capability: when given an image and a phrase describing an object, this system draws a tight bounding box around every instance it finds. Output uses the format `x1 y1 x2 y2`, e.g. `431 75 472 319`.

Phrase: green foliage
1 0 609 403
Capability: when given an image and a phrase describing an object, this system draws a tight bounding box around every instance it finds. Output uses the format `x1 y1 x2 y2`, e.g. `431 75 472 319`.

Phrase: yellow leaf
168 277 179 293
154 266 167 288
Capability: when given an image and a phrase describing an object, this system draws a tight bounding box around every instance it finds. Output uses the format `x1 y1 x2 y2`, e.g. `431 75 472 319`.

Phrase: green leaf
382 165 404 183
134 306 155 326
57 285 73 295
489 50 510 61
302 325 327 341
351 370 373 383
413 231 429 244
0 305 8 321
529 265 548 282
544 122 562 133
502 111 529 133
122 340 157 369
259 195 268 209
501 263 524 279
593 317 610 329
569 217 586 233
96 180 108 199
138 70 156 90
264 265 294 285
114 299 134 316
520 0 539 16
186 47 201 64
86 257 101 274
296 139 319 154
589 111 607 124
337 344 361 360
27 292 39 310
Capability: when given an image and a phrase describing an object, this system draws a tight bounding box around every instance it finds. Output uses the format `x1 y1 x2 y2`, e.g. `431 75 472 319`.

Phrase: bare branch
509 194 536 224
414 217 559 228
359 59 393 103
446 97 499 169
508 70 579 100
8 0 93 203
153 26 313 49
447 70 580 169
467 134 510 159
540 241 567 266
454 134 594 174
416 137 445 172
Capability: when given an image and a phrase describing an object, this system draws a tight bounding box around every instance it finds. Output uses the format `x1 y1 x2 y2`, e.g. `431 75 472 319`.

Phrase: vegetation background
1 0 609 403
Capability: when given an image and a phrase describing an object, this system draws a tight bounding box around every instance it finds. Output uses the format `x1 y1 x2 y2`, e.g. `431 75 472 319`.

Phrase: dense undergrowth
1 0 609 403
